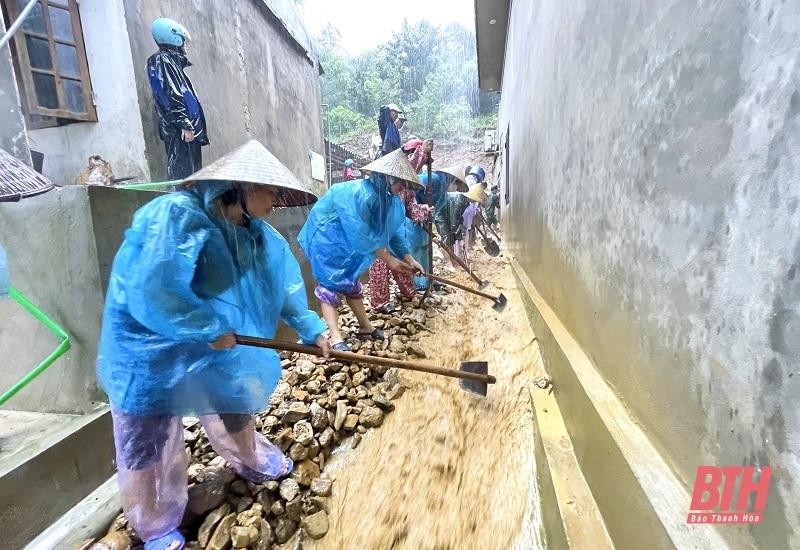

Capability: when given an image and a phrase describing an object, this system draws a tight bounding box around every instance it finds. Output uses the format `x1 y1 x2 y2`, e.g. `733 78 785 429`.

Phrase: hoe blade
459 361 490 396
492 293 508 312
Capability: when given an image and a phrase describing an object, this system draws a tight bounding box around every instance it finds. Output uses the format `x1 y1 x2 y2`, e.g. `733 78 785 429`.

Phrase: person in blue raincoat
406 169 454 289
96 140 329 550
147 18 209 180
298 148 424 351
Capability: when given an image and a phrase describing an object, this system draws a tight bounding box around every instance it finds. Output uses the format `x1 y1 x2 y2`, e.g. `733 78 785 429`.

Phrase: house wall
123 0 326 196
0 13 29 163
0 187 106 414
497 0 800 548
24 0 150 185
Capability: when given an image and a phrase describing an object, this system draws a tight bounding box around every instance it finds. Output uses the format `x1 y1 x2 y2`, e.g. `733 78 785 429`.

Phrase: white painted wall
27 0 149 185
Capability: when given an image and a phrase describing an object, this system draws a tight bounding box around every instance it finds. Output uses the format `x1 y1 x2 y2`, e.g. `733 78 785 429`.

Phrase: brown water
307 251 546 550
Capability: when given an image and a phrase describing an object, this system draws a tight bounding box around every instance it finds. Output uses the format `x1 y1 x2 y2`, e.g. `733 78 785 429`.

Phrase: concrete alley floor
306 248 546 550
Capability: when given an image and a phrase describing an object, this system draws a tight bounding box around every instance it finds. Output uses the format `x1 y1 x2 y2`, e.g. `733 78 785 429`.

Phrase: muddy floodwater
307 251 546 550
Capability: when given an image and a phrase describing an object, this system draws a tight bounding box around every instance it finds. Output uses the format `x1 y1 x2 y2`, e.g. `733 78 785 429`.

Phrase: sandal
375 303 398 314
357 328 385 341
332 341 352 352
239 455 294 483
144 530 185 550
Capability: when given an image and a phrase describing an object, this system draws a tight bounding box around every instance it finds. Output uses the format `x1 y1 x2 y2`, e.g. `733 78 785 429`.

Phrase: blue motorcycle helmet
152 18 191 47
469 166 486 183
344 159 354 167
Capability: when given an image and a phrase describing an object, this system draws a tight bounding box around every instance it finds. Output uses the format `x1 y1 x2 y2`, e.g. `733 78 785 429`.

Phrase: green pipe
0 286 71 406
114 180 181 191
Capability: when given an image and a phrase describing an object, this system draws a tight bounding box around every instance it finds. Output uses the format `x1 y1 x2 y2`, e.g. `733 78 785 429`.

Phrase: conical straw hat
435 165 468 191
0 148 55 201
182 140 318 207
362 148 422 188
463 182 489 203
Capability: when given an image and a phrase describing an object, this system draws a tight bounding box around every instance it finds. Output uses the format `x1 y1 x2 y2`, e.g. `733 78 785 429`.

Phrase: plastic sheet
0 244 8 300
97 182 326 416
298 173 409 294
417 171 452 215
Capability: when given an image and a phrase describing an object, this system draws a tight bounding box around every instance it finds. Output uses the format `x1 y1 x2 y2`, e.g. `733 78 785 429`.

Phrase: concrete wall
497 0 799 548
123 0 327 195
25 0 150 185
0 187 106 414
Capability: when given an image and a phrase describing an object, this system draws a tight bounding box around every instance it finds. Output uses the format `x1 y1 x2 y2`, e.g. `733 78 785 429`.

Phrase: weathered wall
123 0 326 195
497 0 799 548
0 187 105 414
25 0 150 185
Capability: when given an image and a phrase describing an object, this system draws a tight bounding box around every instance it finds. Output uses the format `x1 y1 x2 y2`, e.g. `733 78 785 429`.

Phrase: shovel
426 273 508 312
434 237 490 289
474 222 500 257
235 335 496 396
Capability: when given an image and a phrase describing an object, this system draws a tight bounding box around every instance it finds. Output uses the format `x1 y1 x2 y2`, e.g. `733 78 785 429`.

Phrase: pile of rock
95 289 453 550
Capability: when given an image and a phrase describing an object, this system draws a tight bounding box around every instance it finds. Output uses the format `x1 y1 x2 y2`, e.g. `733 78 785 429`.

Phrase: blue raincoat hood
298 173 410 293
97 186 325 416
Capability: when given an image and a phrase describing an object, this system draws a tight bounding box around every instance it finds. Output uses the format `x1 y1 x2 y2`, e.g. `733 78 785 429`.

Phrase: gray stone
352 433 363 449
295 359 315 380
292 420 314 446
270 499 284 516
343 414 359 431
256 519 273 550
318 427 335 448
310 477 332 496
206 512 237 550
289 442 309 462
334 400 348 431
360 406 385 428
238 505 263 528
291 459 320 486
303 510 329 540
285 495 303 521
274 519 298 544
187 466 235 515
352 370 368 386
372 393 395 412
231 525 260 548
411 309 427 324
281 402 311 424
406 342 427 358
279 478 300 501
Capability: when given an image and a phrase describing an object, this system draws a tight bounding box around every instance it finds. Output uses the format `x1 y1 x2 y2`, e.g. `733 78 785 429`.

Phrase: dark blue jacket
146 46 209 145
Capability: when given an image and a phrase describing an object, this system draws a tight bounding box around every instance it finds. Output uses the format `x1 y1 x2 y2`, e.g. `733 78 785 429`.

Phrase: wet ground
306 249 546 550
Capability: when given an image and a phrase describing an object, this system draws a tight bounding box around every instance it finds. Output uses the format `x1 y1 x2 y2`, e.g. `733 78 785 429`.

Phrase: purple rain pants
111 406 290 544
314 281 363 308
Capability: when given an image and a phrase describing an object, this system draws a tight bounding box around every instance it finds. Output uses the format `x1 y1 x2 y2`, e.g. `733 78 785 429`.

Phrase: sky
300 0 476 55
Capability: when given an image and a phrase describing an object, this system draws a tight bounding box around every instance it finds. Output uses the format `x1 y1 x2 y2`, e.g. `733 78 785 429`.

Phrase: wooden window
3 0 96 127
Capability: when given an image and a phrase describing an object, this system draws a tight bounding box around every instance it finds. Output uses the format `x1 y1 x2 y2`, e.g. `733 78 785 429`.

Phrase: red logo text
687 466 771 524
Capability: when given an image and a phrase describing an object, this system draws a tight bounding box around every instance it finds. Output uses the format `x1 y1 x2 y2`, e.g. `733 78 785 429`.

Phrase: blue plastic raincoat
298 173 410 294
97 182 326 416
416 171 452 216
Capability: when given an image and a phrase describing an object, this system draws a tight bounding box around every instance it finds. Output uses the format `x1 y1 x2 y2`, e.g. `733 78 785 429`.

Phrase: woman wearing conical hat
96 140 330 550
298 148 425 351
435 175 488 270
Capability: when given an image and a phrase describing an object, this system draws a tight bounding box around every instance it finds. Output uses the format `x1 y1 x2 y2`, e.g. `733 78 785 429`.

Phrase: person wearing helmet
343 158 356 181
97 141 330 550
298 148 425 351
462 166 487 249
147 18 209 180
